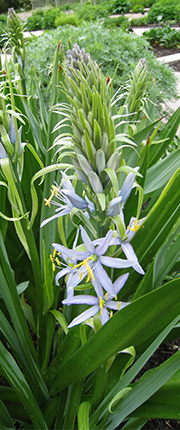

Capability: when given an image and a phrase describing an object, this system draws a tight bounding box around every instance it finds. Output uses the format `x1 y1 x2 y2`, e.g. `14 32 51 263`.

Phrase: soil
149 45 180 72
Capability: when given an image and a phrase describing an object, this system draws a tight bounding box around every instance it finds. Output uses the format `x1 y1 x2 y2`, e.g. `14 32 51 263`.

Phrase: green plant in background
0 8 180 430
55 12 79 27
110 0 132 14
24 21 177 107
132 4 144 13
147 1 180 23
143 25 180 48
103 15 129 29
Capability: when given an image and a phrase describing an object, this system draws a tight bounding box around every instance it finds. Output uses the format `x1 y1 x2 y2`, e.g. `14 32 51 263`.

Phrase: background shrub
26 13 45 30
104 15 129 29
54 12 79 27
132 4 145 13
43 7 60 29
109 0 132 14
75 3 109 21
25 21 176 106
148 2 180 23
130 16 148 25
143 25 180 47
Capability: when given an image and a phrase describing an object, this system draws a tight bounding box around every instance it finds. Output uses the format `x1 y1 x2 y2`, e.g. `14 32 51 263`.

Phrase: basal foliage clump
0 9 180 430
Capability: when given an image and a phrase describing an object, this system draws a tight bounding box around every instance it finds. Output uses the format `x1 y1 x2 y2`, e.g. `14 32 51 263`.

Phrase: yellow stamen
117 301 122 310
52 262 56 272
82 190 85 197
56 257 61 266
105 292 108 301
44 185 59 208
73 256 92 269
50 254 54 263
51 185 59 196
127 218 141 232
99 296 104 315
115 294 117 301
79 270 83 281
73 257 95 283
110 311 113 318
53 248 56 258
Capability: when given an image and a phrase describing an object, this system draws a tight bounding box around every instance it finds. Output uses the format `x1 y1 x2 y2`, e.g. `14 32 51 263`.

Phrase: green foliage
132 4 145 13
25 22 176 104
110 0 132 14
0 8 180 430
130 15 148 25
148 2 180 23
143 25 180 48
75 2 110 21
43 7 61 29
55 12 79 28
103 15 129 29
26 13 45 30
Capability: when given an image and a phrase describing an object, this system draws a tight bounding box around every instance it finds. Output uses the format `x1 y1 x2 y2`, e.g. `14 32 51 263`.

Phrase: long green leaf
148 106 180 166
49 279 180 395
0 399 15 429
105 350 180 429
0 341 48 430
144 147 180 194
90 314 180 428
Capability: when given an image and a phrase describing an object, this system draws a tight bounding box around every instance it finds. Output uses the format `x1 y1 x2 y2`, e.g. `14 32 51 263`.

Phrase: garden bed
149 45 180 72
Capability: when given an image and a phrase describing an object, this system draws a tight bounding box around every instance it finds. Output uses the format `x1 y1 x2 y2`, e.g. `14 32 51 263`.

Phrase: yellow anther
82 190 85 197
56 257 61 266
73 256 92 269
44 185 59 208
51 185 59 196
79 270 83 281
110 311 113 318
73 257 95 283
52 262 56 272
86 264 95 283
115 295 117 301
105 292 108 301
127 218 141 232
50 254 54 263
117 301 122 310
53 248 56 258
99 296 104 315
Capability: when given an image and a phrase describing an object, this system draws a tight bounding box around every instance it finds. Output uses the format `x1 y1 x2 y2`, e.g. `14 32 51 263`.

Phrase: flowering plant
0 10 180 429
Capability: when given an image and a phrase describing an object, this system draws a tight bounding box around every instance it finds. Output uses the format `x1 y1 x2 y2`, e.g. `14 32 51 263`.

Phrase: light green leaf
50 310 69 335
144 147 180 194
17 281 29 295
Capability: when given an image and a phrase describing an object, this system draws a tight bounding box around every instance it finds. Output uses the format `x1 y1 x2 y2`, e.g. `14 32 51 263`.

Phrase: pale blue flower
10 115 22 155
0 142 7 159
62 273 129 328
107 168 139 217
53 226 134 296
110 217 145 275
41 172 95 227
